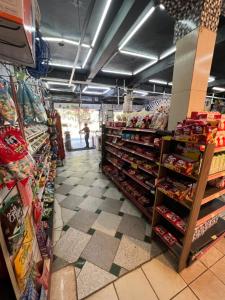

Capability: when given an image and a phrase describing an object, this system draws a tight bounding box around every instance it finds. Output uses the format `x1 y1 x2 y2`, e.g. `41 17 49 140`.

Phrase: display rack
152 138 225 271
102 124 171 220
0 77 56 299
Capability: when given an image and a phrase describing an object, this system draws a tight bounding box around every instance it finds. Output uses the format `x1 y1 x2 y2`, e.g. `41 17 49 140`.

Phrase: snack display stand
101 110 171 220
102 111 225 272
0 78 57 299
152 112 225 271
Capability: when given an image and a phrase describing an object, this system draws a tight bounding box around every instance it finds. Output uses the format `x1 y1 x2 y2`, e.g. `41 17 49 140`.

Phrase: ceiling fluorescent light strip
119 49 158 60
48 62 81 69
91 0 112 47
47 81 75 88
102 69 132 76
83 91 105 95
119 6 155 50
42 37 90 48
82 48 93 68
49 88 72 92
133 60 158 75
88 85 111 90
149 79 168 85
133 90 148 95
212 87 225 92
160 46 176 60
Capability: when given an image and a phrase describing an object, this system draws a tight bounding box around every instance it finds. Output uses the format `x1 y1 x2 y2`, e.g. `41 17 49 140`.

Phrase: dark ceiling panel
211 40 225 78
148 66 174 82
48 43 90 67
104 52 154 73
38 0 91 40
125 6 175 57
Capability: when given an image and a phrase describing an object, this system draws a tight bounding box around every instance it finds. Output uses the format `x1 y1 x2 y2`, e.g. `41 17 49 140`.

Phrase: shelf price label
131 163 138 169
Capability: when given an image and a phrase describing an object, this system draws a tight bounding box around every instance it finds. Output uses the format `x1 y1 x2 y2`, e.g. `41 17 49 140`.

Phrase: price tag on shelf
163 136 172 141
131 163 138 169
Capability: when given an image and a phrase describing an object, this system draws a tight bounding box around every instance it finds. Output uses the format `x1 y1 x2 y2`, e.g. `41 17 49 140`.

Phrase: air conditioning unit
0 0 37 67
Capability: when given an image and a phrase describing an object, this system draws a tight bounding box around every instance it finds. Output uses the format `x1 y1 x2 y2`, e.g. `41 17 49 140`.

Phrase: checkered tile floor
52 150 163 299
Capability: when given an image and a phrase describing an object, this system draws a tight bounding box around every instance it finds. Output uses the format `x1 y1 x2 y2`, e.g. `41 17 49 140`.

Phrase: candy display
175 111 225 147
163 153 199 177
17 82 47 124
0 81 17 124
124 109 168 130
0 187 24 256
0 78 57 300
157 177 195 204
153 225 178 247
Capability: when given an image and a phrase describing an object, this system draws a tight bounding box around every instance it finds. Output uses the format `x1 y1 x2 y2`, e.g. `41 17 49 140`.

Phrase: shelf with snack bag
122 169 154 191
121 146 160 163
123 128 157 133
106 133 122 138
103 165 153 219
122 138 156 147
102 112 170 223
105 141 122 150
152 111 225 272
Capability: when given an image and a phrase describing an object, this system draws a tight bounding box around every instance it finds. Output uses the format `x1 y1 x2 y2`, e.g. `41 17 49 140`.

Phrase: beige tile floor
86 241 225 300
50 238 225 300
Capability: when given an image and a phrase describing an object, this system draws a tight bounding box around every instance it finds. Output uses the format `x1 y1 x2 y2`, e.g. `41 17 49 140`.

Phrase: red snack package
156 205 169 215
165 211 181 224
0 126 28 163
154 225 167 237
175 219 187 233
163 232 178 246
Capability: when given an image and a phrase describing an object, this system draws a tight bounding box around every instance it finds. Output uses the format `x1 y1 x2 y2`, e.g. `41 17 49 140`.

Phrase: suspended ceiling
38 0 225 101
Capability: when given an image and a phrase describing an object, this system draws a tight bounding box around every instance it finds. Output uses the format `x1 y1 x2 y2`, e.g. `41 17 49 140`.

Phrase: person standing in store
80 123 90 148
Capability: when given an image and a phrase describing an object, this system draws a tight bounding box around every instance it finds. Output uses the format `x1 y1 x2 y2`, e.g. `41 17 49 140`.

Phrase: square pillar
168 26 216 130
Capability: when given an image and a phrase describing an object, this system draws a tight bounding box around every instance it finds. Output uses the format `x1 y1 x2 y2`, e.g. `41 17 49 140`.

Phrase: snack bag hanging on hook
0 81 17 124
0 126 34 182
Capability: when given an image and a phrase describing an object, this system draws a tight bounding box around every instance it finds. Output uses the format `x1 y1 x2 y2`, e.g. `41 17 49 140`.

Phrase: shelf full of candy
103 164 153 219
47 110 65 164
102 109 171 220
151 111 225 272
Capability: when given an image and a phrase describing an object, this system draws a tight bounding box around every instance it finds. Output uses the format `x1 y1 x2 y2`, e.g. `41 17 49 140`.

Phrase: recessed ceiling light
159 4 165 10
119 6 155 50
82 86 110 95
133 60 158 75
82 48 93 68
160 46 176 60
41 37 90 48
91 0 112 47
119 49 158 60
102 69 132 76
208 76 215 82
212 87 225 92
88 85 111 90
48 62 81 69
133 90 148 96
149 79 168 85
47 81 75 88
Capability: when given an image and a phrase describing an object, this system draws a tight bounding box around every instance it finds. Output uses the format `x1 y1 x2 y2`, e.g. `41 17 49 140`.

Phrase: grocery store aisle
52 149 162 299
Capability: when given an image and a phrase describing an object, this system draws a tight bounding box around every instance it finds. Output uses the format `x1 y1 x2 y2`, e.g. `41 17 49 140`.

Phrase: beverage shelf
202 186 225 205
208 170 225 181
